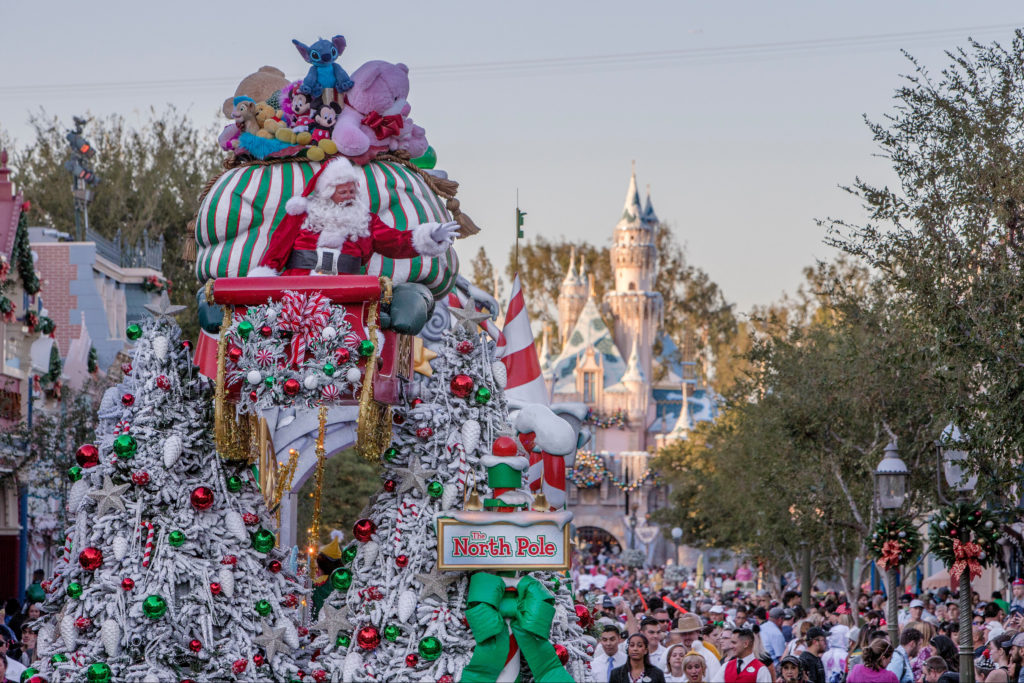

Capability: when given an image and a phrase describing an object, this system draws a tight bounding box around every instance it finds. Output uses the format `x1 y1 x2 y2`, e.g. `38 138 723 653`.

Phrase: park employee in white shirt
593 625 627 682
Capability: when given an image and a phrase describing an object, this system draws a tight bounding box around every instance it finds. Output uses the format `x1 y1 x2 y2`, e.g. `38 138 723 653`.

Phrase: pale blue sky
2 2 1021 313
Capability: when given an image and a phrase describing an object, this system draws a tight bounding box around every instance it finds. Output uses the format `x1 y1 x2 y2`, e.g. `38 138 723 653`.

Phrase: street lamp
937 423 978 683
627 504 639 550
671 526 682 567
875 440 908 645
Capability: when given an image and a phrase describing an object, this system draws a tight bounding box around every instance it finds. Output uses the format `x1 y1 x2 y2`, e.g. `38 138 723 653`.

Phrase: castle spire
619 163 643 227
643 184 659 226
578 249 586 279
562 246 578 283
621 338 645 383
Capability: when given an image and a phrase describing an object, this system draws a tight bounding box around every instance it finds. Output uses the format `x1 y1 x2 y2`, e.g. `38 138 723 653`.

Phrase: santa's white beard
303 193 371 248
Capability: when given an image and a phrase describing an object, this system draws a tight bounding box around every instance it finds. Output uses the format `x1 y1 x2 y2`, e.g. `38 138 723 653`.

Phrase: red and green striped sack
194 160 460 298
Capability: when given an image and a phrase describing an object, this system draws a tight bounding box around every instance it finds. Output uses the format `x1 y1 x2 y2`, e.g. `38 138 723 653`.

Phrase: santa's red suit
250 157 451 277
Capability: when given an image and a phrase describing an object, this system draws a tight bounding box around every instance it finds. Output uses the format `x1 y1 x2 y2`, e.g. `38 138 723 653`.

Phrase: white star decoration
448 306 490 334
86 475 130 517
253 619 288 660
145 291 186 319
415 566 459 602
394 457 434 497
311 604 354 642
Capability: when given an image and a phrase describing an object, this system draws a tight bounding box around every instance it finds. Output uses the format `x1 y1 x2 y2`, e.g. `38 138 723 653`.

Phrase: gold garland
272 448 301 531
355 277 395 462
307 406 328 575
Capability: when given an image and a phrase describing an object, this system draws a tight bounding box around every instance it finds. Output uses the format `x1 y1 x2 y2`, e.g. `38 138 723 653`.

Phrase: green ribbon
462 573 574 683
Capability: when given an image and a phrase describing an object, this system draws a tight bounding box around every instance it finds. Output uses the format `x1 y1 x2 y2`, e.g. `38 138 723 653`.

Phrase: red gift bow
361 111 404 140
949 539 984 589
277 290 331 368
877 539 904 570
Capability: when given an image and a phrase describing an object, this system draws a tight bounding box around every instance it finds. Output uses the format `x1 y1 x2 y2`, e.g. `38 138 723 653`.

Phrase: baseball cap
1014 578 1024 586
911 599 925 608
780 656 802 669
768 606 786 619
709 605 725 615
807 627 829 640
900 594 913 603
783 608 795 620
1012 632 1024 648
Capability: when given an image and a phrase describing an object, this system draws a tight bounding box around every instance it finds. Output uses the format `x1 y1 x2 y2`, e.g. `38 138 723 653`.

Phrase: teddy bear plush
221 66 290 119
331 61 429 163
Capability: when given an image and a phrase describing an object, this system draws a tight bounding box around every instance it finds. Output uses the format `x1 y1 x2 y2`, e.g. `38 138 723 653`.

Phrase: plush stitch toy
292 35 354 101
331 61 429 163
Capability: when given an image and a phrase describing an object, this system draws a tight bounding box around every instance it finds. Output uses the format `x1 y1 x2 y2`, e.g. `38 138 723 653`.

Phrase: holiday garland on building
928 502 1001 589
867 516 922 569
568 451 661 492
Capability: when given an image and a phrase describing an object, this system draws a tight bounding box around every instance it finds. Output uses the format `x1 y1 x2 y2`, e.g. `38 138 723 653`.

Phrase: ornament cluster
927 501 1001 569
867 516 922 569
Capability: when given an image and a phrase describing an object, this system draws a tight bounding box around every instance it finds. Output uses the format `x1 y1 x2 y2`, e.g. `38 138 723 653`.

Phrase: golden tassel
256 416 277 510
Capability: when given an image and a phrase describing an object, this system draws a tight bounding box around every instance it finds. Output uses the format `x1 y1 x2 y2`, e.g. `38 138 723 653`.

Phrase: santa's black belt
286 249 361 275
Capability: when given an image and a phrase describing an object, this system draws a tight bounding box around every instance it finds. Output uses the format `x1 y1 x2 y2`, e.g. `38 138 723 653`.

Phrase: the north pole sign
437 511 573 571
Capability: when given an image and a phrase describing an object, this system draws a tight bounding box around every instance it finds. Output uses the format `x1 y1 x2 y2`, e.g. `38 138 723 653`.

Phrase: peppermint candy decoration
321 384 341 401
255 348 276 367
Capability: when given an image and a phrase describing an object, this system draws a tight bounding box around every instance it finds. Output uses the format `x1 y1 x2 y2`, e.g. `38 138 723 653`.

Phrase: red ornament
313 670 327 682
182 340 193 353
283 593 298 608
492 436 518 457
249 390 259 402
121 363 132 376
79 547 103 570
121 577 134 591
411 398 423 407
268 560 282 573
416 427 434 439
75 616 92 630
405 654 419 667
210 582 222 596
296 672 306 680
190 486 214 510
232 659 248 674
243 512 259 525
392 413 405 425
395 554 409 568
298 626 309 637
450 374 474 398
131 471 150 486
253 654 265 667
259 325 273 338
156 375 170 390
357 626 381 650
353 518 377 542
574 603 593 629
336 348 351 364
283 378 301 396
76 444 100 468
439 676 454 683
189 639 202 652
221 555 238 565
554 644 569 665
367 586 384 601
227 346 243 363
950 529 958 536
121 393 135 407
383 479 396 492
456 340 474 354
41 580 52 593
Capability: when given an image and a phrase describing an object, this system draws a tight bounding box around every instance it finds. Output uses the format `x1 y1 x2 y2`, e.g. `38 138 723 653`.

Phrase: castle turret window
583 371 596 403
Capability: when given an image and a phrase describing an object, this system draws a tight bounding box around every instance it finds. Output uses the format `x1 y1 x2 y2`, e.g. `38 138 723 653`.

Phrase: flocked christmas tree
34 295 308 683
309 314 593 683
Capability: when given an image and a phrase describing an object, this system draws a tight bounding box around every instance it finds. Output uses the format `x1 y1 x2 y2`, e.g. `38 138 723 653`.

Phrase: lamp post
875 440 908 646
938 423 978 683
671 526 682 567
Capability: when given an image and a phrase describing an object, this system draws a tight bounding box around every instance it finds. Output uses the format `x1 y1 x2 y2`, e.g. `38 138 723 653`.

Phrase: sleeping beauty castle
538 167 719 562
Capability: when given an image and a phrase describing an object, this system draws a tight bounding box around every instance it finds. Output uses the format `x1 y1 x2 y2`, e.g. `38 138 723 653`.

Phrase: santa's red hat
285 157 364 216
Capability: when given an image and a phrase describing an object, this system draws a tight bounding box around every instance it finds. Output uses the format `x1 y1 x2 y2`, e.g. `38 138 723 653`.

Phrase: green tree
10 108 221 343
469 245 503 296
297 448 381 546
825 33 1024 489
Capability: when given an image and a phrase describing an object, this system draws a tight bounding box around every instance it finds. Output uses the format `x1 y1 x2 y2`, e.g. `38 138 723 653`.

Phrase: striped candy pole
141 522 155 568
499 274 548 405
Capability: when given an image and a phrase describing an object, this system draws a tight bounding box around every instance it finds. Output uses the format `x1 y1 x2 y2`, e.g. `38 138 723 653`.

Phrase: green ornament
142 594 167 619
474 386 492 404
427 481 444 499
21 667 39 682
264 376 276 388
86 662 113 683
125 324 142 341
330 567 353 591
384 624 401 642
66 582 83 599
552 577 561 590
323 362 336 376
358 339 375 357
384 446 399 462
255 599 272 616
336 634 351 648
168 530 186 547
113 433 138 459
341 546 358 564
68 465 83 482
226 475 243 492
238 320 254 340
50 654 68 664
411 145 437 170
251 527 275 553
418 636 442 661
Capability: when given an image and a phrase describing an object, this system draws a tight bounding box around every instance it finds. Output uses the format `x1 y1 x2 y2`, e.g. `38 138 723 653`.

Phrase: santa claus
248 157 457 277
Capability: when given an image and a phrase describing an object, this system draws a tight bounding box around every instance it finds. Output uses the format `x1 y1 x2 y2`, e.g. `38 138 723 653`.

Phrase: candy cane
393 502 418 545
63 533 72 564
140 522 155 567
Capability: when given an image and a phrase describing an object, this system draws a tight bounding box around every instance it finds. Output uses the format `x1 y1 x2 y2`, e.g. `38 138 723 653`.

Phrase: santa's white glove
429 221 460 246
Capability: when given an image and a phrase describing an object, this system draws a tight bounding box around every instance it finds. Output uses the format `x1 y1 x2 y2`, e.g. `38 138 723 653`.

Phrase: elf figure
483 435 531 512
514 404 577 511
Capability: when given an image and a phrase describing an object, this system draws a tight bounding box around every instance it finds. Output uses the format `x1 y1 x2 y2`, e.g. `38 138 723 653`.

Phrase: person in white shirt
641 617 670 672
714 628 772 683
593 625 627 682
676 613 722 680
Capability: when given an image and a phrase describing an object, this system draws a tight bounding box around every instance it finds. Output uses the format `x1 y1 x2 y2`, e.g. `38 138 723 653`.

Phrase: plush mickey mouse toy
310 102 341 141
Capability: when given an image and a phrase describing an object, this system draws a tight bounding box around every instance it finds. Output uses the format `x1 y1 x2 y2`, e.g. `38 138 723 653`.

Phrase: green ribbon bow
462 573 574 683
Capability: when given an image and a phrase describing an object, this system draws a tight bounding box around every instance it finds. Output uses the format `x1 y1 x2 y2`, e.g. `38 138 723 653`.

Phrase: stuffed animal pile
219 35 431 165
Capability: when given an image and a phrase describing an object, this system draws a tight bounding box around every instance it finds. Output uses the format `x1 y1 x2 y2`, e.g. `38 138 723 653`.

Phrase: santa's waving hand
249 157 457 277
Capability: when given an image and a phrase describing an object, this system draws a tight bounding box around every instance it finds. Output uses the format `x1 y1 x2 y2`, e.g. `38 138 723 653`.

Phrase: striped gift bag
194 159 460 299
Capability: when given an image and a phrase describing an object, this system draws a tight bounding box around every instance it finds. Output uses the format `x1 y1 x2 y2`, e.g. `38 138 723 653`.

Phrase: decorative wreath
928 502 1001 587
867 516 922 569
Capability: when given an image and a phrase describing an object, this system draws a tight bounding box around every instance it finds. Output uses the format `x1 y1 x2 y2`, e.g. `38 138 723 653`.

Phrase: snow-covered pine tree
309 322 509 683
34 296 308 683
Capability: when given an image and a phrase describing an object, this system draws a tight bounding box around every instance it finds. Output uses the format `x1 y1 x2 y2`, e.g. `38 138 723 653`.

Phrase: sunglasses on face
657 619 672 624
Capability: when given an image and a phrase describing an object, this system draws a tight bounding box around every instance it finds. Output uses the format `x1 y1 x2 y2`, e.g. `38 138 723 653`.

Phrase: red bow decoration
277 290 332 368
949 539 984 589
877 540 903 570
361 111 404 140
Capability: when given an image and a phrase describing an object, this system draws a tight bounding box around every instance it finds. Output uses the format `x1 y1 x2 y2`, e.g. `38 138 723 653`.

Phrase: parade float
31 33 596 683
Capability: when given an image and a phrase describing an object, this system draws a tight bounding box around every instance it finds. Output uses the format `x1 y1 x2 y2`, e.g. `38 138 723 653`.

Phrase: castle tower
605 165 664 382
621 338 649 419
556 246 587 347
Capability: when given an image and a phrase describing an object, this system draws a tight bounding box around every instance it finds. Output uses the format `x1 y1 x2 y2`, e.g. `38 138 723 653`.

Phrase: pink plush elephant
332 60 429 163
